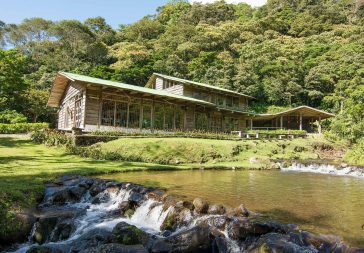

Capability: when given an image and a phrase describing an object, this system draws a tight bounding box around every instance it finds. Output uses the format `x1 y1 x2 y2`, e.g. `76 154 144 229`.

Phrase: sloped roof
147 73 255 99
47 72 215 108
254 106 335 120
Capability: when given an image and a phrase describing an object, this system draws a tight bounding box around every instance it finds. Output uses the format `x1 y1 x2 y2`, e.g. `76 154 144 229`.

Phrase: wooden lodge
47 72 334 134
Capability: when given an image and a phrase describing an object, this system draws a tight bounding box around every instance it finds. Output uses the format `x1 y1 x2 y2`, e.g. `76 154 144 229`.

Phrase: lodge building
47 72 334 133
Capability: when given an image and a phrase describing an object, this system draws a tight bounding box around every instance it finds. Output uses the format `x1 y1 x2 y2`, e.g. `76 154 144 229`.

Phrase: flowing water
99 168 364 247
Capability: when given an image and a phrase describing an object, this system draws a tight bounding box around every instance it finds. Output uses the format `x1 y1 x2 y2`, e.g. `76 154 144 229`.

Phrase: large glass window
101 101 114 126
217 96 225 106
154 103 164 129
142 105 152 128
115 102 128 127
128 103 140 128
226 96 233 108
175 106 184 130
225 117 239 131
164 105 174 129
196 112 209 130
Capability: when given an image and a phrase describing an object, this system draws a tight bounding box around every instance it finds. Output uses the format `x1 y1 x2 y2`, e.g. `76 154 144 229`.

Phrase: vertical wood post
151 99 155 132
318 116 322 134
280 116 283 129
250 118 253 130
173 105 176 130
113 101 117 127
97 88 102 129
126 103 129 128
299 114 303 131
139 99 143 130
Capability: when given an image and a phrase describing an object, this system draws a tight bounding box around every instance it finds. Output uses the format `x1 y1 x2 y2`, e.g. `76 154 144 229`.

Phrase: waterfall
281 163 364 178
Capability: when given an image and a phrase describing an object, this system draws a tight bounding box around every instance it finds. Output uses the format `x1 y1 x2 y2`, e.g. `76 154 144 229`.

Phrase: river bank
1 136 362 250
6 175 363 253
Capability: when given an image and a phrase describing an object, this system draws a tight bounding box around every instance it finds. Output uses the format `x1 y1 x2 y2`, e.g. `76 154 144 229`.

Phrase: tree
84 17 116 45
0 50 28 111
22 89 50 122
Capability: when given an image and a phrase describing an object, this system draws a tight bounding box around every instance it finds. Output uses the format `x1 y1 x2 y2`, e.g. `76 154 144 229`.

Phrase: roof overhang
48 72 215 108
147 73 256 100
253 106 335 121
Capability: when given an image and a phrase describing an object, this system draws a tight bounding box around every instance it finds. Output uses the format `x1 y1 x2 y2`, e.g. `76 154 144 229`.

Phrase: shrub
0 110 27 124
0 123 48 134
31 129 72 146
247 129 307 135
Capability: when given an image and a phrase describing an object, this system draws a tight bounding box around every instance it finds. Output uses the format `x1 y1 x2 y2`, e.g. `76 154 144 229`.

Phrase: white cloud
189 0 267 7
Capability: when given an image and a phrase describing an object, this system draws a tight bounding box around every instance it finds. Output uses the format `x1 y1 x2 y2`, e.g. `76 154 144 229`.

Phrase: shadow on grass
0 138 33 148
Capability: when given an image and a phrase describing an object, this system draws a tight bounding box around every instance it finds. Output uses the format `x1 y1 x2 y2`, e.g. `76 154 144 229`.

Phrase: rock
207 216 229 230
119 201 132 213
148 224 212 253
49 189 71 204
32 216 59 244
89 182 106 197
91 191 110 204
26 245 64 253
69 228 112 252
208 204 226 215
111 222 149 245
249 232 318 253
228 220 290 240
193 198 209 214
227 204 250 217
69 186 86 200
129 192 144 206
50 218 75 242
79 243 148 253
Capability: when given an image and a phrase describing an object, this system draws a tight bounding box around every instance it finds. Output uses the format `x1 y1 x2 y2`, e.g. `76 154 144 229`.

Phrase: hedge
247 129 307 135
0 123 49 134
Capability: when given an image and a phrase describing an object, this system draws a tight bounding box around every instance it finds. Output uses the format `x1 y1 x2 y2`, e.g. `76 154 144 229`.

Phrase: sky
0 0 267 29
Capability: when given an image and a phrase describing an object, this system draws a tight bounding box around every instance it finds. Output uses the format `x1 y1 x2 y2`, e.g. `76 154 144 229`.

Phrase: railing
251 127 286 130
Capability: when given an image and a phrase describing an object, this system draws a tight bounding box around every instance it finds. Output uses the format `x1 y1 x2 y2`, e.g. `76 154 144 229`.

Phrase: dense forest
0 0 363 143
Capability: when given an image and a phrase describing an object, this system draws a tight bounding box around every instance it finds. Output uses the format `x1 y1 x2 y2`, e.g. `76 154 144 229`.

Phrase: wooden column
299 114 303 131
318 116 322 134
151 100 155 132
97 88 102 129
250 118 253 130
280 116 283 129
113 101 117 127
126 103 129 128
139 99 143 130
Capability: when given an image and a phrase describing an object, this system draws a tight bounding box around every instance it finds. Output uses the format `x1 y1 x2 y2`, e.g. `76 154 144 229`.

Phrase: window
101 101 114 126
154 103 164 129
217 96 225 106
115 102 128 127
196 112 209 130
164 105 174 129
233 97 239 109
225 117 239 131
175 106 184 130
142 105 152 128
128 103 140 128
163 80 175 89
226 96 233 108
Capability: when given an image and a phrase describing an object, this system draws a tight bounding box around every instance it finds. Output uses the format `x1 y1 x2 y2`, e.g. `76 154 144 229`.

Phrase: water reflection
98 170 364 246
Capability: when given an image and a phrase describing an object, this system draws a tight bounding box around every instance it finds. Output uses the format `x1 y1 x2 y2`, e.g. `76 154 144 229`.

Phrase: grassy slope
98 136 333 167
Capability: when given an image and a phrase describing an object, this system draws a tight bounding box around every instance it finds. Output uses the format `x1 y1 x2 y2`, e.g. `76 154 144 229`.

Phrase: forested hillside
0 0 363 142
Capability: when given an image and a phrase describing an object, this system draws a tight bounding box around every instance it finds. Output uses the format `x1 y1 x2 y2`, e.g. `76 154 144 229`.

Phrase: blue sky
0 0 266 29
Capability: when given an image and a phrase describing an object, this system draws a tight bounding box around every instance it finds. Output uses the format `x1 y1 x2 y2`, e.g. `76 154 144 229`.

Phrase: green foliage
0 110 27 124
0 123 48 134
247 129 307 135
31 129 72 146
0 0 363 143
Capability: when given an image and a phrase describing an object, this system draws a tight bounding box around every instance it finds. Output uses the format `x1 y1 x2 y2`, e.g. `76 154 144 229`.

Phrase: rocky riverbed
4 175 363 253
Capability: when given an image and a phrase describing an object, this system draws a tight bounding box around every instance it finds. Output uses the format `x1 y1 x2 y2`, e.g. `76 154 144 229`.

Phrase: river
99 169 364 247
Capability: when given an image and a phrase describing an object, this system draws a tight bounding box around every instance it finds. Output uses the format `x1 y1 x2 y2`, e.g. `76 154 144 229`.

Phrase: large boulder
192 198 209 214
248 232 318 253
69 228 112 252
148 223 212 253
111 222 150 246
26 245 64 253
79 243 148 253
208 204 226 215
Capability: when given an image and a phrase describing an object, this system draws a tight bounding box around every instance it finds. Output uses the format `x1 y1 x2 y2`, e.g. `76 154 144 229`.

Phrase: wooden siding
57 81 85 130
154 77 184 95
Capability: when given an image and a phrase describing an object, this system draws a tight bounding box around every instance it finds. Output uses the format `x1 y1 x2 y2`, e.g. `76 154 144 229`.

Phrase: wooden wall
57 81 85 130
155 77 184 96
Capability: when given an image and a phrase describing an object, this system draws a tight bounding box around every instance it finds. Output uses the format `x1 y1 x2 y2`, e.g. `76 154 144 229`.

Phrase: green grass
97 137 327 166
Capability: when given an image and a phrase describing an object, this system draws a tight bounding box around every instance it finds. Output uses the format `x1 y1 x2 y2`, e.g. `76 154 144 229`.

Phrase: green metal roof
150 73 255 99
55 72 214 106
